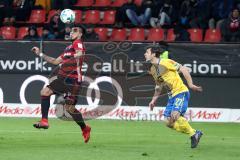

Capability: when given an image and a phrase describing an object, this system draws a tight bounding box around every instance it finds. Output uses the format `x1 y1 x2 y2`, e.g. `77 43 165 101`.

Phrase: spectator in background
51 0 77 10
23 26 40 40
178 0 196 28
190 0 212 29
150 0 173 28
173 23 190 41
126 0 152 27
221 8 240 42
209 0 234 29
13 0 34 21
179 0 212 29
49 13 65 39
0 0 15 25
84 27 99 41
114 0 138 28
41 25 55 40
63 25 72 40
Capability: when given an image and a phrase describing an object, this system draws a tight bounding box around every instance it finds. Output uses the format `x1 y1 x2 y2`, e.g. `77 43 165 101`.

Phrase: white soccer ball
60 9 75 23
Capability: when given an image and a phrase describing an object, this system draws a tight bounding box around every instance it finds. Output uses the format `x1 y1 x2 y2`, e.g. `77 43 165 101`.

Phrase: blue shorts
163 92 190 118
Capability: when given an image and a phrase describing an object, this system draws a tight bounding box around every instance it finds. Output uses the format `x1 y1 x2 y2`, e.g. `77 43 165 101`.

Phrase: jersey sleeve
60 52 65 59
161 59 181 71
73 40 85 52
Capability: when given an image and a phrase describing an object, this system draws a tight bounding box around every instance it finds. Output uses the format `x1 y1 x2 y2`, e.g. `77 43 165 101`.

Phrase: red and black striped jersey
58 39 85 80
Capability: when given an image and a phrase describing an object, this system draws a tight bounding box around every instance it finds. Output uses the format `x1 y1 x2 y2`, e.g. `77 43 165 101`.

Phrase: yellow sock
173 116 196 136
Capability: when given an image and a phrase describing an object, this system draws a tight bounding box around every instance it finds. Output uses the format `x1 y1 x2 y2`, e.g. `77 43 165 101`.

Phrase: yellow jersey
150 59 188 97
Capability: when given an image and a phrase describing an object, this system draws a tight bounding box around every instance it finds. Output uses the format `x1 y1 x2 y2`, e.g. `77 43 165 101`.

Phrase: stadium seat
204 29 221 42
1 26 16 39
110 28 127 41
188 29 203 42
46 10 58 23
17 27 28 39
83 10 100 24
166 28 176 42
94 28 108 41
128 28 145 41
134 0 142 6
93 0 111 7
75 0 94 7
74 10 83 24
18 27 43 39
111 0 127 7
37 27 43 37
100 10 116 24
147 28 164 41
28 10 46 23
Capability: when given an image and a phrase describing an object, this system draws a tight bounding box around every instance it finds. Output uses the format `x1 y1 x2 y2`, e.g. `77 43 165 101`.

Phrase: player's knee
40 87 52 96
166 121 175 128
65 96 77 105
171 111 180 122
165 118 174 128
65 105 75 114
166 122 173 128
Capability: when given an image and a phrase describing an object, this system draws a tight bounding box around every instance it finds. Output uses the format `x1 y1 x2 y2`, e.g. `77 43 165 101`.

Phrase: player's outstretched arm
31 47 62 65
149 85 162 111
179 65 203 92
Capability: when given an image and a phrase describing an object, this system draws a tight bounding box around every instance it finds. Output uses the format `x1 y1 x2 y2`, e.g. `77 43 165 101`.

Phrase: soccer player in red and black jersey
31 27 91 143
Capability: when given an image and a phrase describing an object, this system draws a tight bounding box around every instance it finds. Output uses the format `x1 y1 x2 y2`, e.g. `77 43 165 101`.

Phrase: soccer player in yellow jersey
144 46 203 148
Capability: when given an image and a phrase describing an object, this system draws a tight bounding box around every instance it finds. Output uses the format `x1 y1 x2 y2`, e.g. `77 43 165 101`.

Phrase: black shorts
47 75 81 96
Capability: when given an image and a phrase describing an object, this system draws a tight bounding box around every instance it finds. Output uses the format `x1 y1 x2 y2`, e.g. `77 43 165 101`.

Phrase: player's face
70 27 82 40
144 48 154 62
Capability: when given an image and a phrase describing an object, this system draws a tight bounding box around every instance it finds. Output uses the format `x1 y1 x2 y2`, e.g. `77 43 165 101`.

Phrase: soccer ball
60 9 75 23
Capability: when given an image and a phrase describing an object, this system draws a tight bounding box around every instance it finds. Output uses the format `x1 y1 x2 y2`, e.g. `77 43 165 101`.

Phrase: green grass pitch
0 118 240 160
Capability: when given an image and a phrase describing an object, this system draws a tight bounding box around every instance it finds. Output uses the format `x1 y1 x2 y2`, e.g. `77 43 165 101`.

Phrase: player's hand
189 84 203 92
149 100 156 111
31 47 40 56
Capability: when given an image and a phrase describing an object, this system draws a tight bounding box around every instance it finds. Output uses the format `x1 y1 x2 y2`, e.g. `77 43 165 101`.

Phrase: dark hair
158 41 169 50
147 46 163 57
28 26 38 36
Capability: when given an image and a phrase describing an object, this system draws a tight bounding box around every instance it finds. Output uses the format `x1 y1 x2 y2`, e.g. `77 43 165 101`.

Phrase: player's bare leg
33 87 53 129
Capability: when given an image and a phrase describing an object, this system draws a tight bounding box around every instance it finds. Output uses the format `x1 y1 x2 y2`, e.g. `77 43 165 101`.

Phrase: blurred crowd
0 0 239 42
115 0 240 42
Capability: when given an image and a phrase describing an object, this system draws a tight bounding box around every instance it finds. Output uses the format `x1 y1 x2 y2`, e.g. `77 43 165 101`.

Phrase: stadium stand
204 29 222 43
75 0 94 7
147 28 164 41
0 0 239 42
111 0 127 7
46 10 58 23
128 28 145 41
111 28 127 41
74 10 83 24
0 26 16 39
83 10 101 24
93 0 112 7
188 29 203 42
166 29 176 42
100 10 116 24
94 27 108 41
27 10 46 24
